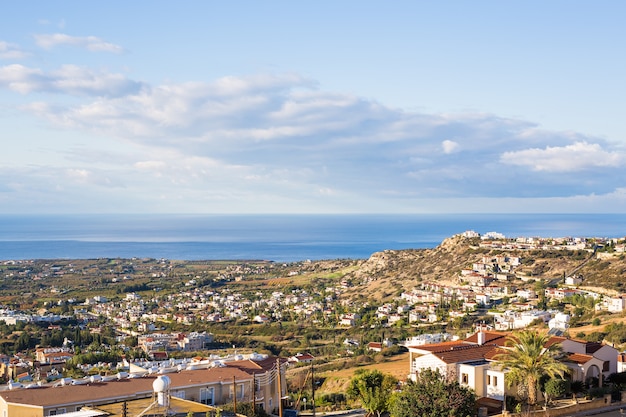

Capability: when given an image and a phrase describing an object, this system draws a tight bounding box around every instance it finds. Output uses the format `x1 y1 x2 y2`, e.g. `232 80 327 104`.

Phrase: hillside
339 234 625 303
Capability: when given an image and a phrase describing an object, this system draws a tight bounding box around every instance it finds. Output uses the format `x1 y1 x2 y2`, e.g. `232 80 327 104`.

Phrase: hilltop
326 234 623 303
1 233 624 307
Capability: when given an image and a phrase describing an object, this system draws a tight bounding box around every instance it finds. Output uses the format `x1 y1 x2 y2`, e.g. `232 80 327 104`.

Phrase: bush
543 378 569 403
220 402 272 417
587 386 609 399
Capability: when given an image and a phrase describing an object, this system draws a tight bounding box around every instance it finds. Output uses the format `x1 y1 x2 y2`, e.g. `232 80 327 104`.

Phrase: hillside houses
407 328 619 409
137 332 213 354
491 310 551 331
34 347 74 364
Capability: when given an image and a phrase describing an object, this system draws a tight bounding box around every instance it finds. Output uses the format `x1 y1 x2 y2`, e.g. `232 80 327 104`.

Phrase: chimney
477 328 486 346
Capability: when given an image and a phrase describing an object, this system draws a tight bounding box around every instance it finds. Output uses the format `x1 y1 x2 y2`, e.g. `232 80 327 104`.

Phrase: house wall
594 345 618 375
458 363 488 397
485 369 505 400
0 400 43 417
411 355 448 380
561 339 585 354
170 370 281 413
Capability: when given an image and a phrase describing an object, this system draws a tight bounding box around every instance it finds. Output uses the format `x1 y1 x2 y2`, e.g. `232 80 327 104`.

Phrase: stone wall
494 393 624 417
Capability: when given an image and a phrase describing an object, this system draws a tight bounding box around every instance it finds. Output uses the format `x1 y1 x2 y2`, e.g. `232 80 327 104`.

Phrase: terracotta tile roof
0 367 252 408
464 331 510 346
408 341 468 353
291 353 315 361
545 336 567 348
565 353 594 365
484 347 508 361
226 356 284 373
432 344 499 364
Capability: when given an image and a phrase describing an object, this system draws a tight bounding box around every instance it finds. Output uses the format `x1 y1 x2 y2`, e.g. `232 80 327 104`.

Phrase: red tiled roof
464 331 510 346
407 341 468 352
566 353 593 365
293 353 314 360
545 336 567 348
226 356 285 373
484 347 508 361
432 344 499 364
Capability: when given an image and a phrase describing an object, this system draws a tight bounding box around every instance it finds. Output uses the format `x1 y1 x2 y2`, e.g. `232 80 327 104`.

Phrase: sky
1 1 625 214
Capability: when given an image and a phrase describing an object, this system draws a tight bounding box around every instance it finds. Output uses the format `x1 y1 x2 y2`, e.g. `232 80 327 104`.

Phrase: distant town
1 231 626 416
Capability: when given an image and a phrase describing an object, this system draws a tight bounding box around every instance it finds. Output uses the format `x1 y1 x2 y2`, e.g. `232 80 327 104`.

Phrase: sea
0 213 624 262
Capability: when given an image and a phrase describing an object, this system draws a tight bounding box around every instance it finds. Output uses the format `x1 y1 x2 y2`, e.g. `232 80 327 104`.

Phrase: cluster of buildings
0 352 287 417
137 332 214 355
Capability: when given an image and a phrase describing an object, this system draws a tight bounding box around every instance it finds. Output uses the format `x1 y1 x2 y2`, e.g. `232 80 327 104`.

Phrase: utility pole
277 358 283 417
311 361 315 417
252 373 256 417
233 375 237 414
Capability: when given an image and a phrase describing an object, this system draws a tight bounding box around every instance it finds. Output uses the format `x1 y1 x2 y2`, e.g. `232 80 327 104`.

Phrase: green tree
14 332 32 352
493 330 568 408
542 378 569 405
389 369 475 417
347 369 397 417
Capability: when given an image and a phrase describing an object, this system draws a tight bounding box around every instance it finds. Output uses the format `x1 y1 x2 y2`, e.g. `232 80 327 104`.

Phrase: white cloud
34 33 124 53
0 41 28 60
0 64 143 96
500 141 623 172
442 140 459 154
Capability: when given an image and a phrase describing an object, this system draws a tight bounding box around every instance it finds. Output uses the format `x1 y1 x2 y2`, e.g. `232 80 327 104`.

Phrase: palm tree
493 330 568 408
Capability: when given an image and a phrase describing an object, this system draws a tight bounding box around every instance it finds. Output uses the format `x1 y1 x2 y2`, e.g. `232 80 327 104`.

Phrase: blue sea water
0 214 624 262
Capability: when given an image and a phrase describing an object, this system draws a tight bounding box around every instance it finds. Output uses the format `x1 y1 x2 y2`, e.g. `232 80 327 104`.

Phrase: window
487 375 491 385
461 373 468 384
493 376 498 386
172 390 186 400
200 387 215 405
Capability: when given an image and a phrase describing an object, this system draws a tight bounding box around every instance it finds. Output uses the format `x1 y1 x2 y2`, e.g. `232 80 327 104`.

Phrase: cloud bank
0 33 624 213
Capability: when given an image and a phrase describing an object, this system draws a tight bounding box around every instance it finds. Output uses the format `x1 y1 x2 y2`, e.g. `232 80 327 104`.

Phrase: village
0 231 625 416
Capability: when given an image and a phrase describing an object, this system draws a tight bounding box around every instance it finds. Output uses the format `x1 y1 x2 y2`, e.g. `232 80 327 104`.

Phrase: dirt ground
316 353 410 394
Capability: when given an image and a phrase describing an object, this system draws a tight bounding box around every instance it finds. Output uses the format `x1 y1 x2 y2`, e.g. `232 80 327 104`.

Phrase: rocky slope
339 235 626 303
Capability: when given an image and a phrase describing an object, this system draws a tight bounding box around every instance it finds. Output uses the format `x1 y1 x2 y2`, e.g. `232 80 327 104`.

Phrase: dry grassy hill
337 235 626 303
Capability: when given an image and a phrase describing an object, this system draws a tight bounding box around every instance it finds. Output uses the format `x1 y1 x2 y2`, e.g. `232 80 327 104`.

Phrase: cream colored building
0 356 286 417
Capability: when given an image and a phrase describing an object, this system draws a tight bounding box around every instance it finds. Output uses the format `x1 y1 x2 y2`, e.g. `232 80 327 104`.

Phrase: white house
408 329 619 410
607 296 626 313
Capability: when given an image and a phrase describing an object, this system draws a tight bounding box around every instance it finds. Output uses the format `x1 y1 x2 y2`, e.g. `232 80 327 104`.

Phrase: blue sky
1 1 625 214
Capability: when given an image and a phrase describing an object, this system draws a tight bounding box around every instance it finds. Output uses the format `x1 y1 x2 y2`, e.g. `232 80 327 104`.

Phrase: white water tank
153 375 171 408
